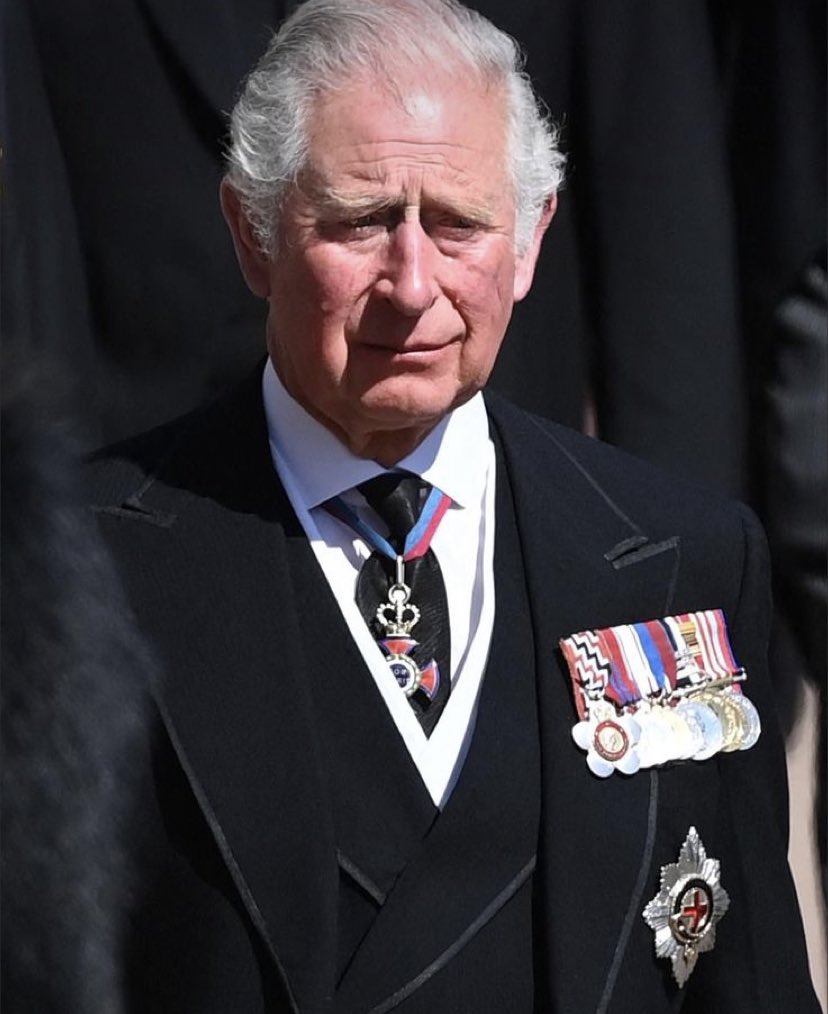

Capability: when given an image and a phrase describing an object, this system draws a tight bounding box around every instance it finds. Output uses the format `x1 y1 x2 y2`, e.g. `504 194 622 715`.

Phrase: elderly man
86 1 818 1011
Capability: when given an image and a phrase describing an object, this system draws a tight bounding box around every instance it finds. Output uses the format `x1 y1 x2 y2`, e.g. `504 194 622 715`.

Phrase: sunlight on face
259 71 544 463
402 91 443 122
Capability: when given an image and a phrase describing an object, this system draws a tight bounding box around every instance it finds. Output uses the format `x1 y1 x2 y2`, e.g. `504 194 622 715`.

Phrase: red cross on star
680 889 710 933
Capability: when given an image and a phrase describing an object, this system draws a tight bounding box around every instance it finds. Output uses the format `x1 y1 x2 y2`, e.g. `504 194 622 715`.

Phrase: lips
361 336 460 355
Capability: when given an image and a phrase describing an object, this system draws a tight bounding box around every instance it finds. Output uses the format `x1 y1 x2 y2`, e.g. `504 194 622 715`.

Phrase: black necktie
355 473 451 736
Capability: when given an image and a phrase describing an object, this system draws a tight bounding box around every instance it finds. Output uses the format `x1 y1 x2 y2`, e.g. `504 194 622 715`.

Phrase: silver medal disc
672 703 706 758
636 708 673 768
731 692 761 750
679 699 724 760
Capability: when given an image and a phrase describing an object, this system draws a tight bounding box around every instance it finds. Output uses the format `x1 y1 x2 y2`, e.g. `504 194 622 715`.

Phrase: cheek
452 255 516 337
277 255 381 393
303 248 377 323
269 266 363 375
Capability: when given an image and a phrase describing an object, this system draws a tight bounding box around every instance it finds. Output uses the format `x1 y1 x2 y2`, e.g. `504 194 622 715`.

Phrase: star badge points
642 826 729 986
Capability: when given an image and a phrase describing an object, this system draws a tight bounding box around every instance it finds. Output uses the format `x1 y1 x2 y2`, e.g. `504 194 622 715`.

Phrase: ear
219 179 272 298
513 193 557 302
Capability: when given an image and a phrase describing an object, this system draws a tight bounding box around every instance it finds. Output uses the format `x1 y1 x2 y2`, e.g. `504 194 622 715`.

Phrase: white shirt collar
262 357 489 509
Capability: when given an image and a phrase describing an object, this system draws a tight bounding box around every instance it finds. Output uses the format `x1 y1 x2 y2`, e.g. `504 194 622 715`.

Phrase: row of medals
589 673 761 768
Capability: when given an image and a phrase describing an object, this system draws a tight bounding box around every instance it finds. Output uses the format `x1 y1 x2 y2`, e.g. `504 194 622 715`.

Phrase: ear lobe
219 179 272 298
513 192 557 302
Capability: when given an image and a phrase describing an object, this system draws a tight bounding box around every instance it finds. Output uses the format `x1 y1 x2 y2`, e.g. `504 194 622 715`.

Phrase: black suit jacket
85 373 817 1012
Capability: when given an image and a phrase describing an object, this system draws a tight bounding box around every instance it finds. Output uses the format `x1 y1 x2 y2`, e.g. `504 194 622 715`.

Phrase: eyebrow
309 185 498 226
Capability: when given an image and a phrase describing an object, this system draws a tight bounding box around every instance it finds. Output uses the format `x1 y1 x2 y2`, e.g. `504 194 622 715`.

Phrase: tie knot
358 472 429 549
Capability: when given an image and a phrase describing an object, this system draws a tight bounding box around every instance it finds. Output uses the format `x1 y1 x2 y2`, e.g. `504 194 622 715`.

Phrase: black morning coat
85 369 819 1013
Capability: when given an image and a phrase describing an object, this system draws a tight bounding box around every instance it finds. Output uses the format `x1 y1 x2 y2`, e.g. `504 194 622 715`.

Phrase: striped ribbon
324 484 451 562
561 609 742 713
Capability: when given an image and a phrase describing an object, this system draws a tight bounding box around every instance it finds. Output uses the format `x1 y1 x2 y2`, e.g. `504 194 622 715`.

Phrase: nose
375 219 439 316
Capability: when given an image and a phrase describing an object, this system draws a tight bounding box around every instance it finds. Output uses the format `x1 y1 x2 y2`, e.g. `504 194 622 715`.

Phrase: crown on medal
376 582 420 636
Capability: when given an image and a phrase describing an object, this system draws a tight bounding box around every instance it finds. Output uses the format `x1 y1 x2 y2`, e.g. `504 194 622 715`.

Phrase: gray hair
226 0 565 254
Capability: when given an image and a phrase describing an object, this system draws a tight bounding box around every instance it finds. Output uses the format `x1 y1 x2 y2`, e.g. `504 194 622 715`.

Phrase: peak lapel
486 395 681 1013
96 372 339 1013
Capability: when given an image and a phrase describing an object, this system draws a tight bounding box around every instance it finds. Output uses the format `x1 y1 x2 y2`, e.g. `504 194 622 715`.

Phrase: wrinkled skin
222 71 555 464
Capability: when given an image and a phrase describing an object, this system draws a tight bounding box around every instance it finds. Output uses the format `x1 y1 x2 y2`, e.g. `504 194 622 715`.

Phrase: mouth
361 336 461 357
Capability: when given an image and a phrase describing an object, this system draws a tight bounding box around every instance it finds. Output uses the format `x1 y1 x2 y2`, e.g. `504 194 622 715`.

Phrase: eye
316 210 391 242
444 216 476 230
347 213 382 230
429 213 483 240
343 208 400 234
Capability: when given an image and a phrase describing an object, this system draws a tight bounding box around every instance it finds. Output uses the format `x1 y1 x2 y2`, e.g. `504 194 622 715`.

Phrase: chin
355 375 468 429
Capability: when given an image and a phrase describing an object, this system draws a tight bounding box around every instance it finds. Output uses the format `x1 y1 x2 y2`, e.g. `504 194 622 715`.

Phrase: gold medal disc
697 692 745 752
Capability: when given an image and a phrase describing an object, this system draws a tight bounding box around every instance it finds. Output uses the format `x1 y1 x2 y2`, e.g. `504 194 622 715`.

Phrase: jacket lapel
486 393 681 1013
281 527 441 980
95 374 339 1013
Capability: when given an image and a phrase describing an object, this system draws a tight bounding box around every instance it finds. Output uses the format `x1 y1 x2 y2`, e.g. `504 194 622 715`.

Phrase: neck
331 420 438 467
268 355 443 465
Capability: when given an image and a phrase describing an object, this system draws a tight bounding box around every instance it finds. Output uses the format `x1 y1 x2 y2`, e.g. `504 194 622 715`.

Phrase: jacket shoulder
485 390 759 537
83 366 277 523
83 408 204 509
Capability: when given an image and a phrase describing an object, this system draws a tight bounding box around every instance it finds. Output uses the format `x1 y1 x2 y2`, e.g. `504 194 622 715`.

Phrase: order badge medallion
642 827 729 987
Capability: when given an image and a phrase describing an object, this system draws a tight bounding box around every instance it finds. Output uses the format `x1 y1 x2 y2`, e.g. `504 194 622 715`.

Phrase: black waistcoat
285 446 542 1012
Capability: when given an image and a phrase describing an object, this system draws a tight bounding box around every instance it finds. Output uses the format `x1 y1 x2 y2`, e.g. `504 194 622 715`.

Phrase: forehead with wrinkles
299 73 511 207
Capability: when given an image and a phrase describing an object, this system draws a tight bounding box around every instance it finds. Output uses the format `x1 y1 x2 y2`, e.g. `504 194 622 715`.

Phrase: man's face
226 71 552 462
